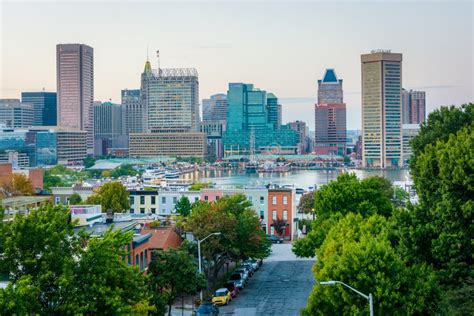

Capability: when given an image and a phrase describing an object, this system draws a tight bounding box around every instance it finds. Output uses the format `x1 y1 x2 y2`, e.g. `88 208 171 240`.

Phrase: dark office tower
266 93 282 130
202 93 227 122
21 91 57 126
57 43 94 154
402 89 426 124
121 89 144 134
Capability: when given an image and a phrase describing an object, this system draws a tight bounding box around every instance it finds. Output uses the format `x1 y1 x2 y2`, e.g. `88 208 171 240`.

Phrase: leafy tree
297 191 315 214
175 196 192 217
68 229 153 314
302 213 440 315
83 156 96 168
271 216 287 237
148 249 206 315
109 164 140 178
69 193 82 205
189 182 212 191
86 181 130 213
4 173 35 196
292 173 394 257
297 218 314 234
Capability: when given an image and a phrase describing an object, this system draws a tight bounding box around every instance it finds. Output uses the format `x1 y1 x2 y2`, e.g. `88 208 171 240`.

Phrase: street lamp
197 232 222 301
319 280 373 316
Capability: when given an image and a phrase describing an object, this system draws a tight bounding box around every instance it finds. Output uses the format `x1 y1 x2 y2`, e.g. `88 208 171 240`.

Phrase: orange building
0 163 12 187
267 188 294 240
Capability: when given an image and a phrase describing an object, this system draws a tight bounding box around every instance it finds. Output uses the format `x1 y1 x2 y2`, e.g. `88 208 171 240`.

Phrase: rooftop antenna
156 50 160 73
146 45 149 61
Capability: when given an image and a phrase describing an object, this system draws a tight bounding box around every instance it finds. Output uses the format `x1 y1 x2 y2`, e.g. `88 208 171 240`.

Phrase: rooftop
321 69 339 83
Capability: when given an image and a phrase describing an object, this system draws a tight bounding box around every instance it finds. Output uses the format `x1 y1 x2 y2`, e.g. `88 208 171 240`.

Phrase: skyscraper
202 93 227 122
0 99 34 128
93 101 126 156
121 89 145 134
314 69 346 156
141 60 199 133
266 93 282 130
402 89 426 124
223 83 298 155
287 120 308 154
21 91 57 126
361 50 403 168
56 43 94 154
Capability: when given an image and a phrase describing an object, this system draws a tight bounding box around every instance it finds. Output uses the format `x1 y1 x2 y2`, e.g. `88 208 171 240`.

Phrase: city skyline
1 1 473 130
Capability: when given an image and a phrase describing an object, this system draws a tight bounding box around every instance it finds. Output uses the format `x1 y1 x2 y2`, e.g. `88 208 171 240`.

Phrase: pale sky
1 0 473 130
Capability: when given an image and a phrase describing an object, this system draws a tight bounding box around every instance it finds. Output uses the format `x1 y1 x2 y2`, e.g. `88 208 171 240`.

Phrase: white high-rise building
361 51 403 168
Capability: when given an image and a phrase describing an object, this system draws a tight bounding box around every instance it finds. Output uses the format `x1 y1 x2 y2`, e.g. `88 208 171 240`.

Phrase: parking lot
219 244 315 316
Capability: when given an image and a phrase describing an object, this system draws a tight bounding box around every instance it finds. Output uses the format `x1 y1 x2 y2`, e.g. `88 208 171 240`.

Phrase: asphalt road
219 244 315 316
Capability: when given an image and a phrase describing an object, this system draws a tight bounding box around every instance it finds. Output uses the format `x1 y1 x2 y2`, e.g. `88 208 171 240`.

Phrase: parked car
242 263 255 276
235 268 250 282
196 303 219 316
229 273 245 289
225 281 239 298
212 288 232 306
245 258 260 271
266 234 284 244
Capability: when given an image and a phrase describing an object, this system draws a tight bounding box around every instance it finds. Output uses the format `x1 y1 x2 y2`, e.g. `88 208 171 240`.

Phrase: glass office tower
21 91 57 126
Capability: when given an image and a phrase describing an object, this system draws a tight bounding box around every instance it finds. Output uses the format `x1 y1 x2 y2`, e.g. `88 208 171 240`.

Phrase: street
219 243 315 316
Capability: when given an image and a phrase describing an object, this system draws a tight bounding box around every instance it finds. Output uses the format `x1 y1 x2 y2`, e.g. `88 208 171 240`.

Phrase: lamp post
198 232 222 301
319 280 373 316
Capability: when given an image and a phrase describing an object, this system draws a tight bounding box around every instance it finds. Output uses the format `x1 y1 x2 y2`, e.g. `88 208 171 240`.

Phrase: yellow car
211 288 232 306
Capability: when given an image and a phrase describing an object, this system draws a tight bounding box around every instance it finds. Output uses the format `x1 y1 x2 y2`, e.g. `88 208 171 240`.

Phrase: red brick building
267 188 293 240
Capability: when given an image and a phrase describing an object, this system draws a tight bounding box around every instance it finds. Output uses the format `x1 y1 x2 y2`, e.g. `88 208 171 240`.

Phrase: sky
1 0 473 130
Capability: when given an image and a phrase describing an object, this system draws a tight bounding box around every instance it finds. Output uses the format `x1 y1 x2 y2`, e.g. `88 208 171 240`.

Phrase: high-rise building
129 132 206 158
223 83 298 155
93 101 126 156
318 69 343 103
121 89 145 134
21 91 57 126
402 89 426 124
56 43 94 154
141 60 199 133
267 93 282 130
361 50 403 168
202 94 227 122
0 99 34 128
402 124 420 164
315 69 346 156
287 120 308 154
200 120 226 160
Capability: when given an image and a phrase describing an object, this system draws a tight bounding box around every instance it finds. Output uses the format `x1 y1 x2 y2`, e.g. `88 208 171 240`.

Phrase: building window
272 210 277 220
130 196 134 205
272 196 277 205
135 254 139 266
195 197 199 202
173 197 177 203
204 196 208 201
260 211 264 219
283 210 288 220
248 196 253 203
260 196 264 204
151 196 156 205
66 198 70 205
140 196 145 204
270 227 275 235
140 252 144 271
129 208 134 213
55 196 60 204
140 208 145 214
161 196 166 204
144 250 148 268
216 196 219 200
151 208 156 214
283 196 288 205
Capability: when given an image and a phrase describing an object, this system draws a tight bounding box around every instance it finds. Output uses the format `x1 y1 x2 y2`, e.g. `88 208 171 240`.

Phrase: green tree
2 173 35 196
189 182 212 191
86 181 130 213
302 213 440 315
292 173 394 257
175 196 192 217
297 191 315 214
69 193 82 205
83 156 96 168
68 229 153 314
148 249 206 315
271 216 287 237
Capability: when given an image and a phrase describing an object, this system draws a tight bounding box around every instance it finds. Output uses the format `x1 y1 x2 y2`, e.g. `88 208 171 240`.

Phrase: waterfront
183 168 410 189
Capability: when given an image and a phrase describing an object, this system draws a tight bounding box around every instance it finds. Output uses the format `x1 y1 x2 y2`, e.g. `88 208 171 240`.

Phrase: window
151 196 156 205
140 252 144 271
55 197 60 204
204 196 208 201
129 208 134 213
66 198 70 205
272 210 277 220
270 227 275 235
140 196 145 204
151 208 156 214
260 211 264 219
129 196 134 205
216 196 219 200
195 197 199 202
140 208 145 214
272 196 277 205
283 196 288 205
135 254 139 266
173 197 177 203
260 196 264 204
144 250 148 268
248 196 253 202
161 196 166 204
283 210 288 220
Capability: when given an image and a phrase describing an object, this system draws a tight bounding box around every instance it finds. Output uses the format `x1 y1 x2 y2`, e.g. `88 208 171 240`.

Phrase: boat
164 170 180 179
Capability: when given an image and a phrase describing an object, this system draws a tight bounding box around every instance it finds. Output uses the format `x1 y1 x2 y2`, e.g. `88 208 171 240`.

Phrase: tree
69 229 153 314
5 173 34 196
292 173 394 257
86 181 130 213
83 156 96 168
302 213 440 315
148 249 206 315
69 193 82 205
271 216 287 237
189 182 212 191
175 196 192 217
297 191 315 214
